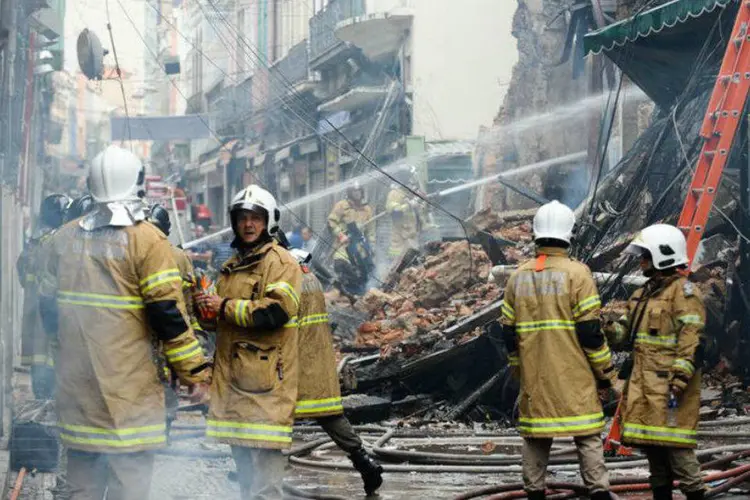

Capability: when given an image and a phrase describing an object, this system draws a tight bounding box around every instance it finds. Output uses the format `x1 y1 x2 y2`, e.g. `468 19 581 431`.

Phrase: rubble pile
353 241 496 347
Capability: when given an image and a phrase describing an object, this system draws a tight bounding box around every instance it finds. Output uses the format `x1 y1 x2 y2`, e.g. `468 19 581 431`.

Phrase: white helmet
229 184 280 236
533 200 576 244
624 224 688 270
88 145 145 203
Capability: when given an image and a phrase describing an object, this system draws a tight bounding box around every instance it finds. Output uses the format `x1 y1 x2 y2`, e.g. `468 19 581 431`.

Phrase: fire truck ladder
678 0 750 265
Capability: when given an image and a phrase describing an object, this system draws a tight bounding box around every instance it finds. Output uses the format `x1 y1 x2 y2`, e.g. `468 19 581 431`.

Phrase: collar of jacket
223 239 276 273
79 200 148 230
536 246 568 257
644 273 681 295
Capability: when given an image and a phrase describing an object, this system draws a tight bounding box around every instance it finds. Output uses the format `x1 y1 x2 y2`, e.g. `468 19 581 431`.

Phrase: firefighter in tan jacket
148 204 209 416
289 247 383 496
17 193 69 399
500 201 615 500
196 185 301 500
615 225 706 500
386 188 424 259
38 145 211 500
328 181 375 295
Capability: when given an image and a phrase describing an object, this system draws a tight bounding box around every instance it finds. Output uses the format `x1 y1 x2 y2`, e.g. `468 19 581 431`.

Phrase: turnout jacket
385 189 424 258
501 247 616 438
207 239 302 449
39 219 209 453
618 275 704 448
295 267 343 418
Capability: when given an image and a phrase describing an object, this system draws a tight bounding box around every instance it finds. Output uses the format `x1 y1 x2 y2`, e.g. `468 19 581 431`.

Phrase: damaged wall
477 0 656 214
482 0 591 211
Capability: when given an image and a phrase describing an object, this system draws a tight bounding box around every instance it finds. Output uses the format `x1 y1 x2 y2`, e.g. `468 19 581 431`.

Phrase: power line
105 0 133 147
114 0 411 294
202 0 478 280
196 0 410 195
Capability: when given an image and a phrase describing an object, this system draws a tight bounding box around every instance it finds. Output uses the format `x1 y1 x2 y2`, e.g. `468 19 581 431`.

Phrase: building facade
175 0 515 242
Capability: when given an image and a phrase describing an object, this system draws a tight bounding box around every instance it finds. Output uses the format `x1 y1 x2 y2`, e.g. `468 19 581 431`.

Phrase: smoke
544 164 590 210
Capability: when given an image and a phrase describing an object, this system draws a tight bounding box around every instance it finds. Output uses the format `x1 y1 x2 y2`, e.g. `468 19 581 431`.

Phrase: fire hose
454 465 750 499
156 425 750 499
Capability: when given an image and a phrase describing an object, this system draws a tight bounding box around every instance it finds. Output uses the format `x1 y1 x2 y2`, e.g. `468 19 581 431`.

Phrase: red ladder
678 0 750 265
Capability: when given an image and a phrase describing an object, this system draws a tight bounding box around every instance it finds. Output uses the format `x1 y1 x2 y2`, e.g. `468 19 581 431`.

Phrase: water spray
182 150 586 249
432 151 587 198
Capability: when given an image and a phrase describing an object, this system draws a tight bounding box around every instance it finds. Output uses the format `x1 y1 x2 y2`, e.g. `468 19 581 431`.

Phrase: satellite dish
77 28 108 80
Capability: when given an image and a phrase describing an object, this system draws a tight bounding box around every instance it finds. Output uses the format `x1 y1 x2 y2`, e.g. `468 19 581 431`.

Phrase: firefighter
148 203 213 418
385 183 424 260
17 193 69 399
289 247 383 496
499 200 616 500
149 203 215 357
195 185 301 499
64 194 94 223
327 181 375 296
148 205 201 329
615 225 706 500
38 145 211 499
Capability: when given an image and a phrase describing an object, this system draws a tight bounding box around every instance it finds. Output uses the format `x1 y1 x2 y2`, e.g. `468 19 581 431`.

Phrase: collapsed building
326 0 750 427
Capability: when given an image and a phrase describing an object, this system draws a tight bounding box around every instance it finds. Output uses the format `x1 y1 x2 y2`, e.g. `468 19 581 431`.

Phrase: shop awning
583 0 736 107
275 146 291 163
584 0 732 54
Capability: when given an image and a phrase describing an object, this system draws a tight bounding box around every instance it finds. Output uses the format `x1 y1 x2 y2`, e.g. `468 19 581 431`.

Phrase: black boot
590 492 612 500
684 490 705 500
652 485 673 500
349 448 383 496
526 491 546 500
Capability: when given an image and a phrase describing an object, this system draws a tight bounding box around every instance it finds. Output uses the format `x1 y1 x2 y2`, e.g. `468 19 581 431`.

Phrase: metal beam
494 176 550 206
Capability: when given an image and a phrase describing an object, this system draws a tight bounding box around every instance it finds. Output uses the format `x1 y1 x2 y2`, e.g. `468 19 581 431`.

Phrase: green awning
584 0 733 55
582 0 737 107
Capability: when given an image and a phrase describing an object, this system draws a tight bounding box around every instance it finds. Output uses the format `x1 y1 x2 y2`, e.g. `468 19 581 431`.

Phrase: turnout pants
231 446 287 500
522 435 609 494
317 414 363 454
66 449 154 500
643 446 704 493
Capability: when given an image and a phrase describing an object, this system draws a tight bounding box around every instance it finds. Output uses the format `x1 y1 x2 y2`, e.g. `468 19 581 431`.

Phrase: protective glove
669 375 689 398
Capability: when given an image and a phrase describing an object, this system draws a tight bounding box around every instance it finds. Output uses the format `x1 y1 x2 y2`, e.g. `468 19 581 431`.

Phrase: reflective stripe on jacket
621 276 704 449
295 269 343 418
208 239 301 450
501 247 614 438
40 220 209 453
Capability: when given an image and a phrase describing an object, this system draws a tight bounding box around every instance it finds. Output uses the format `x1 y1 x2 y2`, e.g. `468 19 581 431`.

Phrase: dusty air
2 0 750 499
